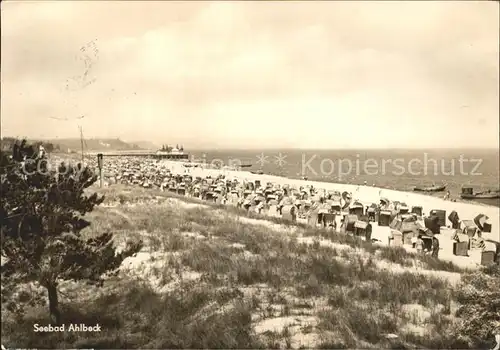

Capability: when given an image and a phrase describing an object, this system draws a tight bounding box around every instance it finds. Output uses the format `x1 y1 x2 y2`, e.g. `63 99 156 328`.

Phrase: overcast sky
1 1 499 149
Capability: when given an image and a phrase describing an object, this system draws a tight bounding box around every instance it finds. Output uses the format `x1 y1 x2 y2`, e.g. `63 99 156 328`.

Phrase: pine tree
0 139 142 324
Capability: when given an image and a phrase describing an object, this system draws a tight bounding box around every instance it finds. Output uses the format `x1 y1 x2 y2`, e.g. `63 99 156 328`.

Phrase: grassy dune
2 185 499 349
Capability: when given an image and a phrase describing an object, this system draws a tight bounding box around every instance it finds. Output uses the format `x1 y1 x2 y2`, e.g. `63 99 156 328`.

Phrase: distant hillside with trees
1 138 60 153
1 137 147 153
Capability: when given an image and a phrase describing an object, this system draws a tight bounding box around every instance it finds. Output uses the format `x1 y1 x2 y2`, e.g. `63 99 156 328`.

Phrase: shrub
1 140 141 324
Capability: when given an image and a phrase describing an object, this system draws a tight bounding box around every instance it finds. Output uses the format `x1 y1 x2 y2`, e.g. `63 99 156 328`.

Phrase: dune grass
2 185 498 349
99 185 467 272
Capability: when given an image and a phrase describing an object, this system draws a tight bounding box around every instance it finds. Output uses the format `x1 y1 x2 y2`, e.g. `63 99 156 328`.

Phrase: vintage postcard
1 1 499 349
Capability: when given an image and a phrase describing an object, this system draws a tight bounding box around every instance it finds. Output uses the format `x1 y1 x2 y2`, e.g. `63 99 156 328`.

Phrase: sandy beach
163 161 500 246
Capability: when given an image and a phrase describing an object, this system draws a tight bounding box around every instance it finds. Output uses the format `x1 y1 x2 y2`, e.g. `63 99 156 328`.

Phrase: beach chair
395 217 418 242
429 209 446 227
390 217 403 231
481 250 496 266
398 203 409 215
317 203 330 227
453 231 470 255
343 214 358 234
461 220 478 238
411 206 423 217
389 230 403 247
482 221 492 233
474 214 489 232
403 231 417 245
448 210 460 229
401 213 417 222
348 201 364 217
295 202 305 219
424 216 441 235
354 221 372 240
349 206 364 217
378 210 392 227
323 213 336 229
282 205 296 223
308 209 319 227
484 241 497 252
471 236 485 250
331 202 342 215
421 236 433 252
266 194 277 203
453 241 469 256
485 240 500 258
366 204 377 222
267 204 279 217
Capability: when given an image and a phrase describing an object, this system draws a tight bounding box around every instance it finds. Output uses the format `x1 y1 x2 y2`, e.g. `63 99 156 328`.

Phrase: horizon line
1 136 498 151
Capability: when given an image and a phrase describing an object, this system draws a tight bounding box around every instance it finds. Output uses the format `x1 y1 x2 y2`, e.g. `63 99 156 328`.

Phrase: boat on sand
413 185 446 192
460 187 500 200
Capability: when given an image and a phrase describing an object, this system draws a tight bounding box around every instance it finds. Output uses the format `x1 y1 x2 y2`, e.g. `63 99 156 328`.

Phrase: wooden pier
87 150 189 160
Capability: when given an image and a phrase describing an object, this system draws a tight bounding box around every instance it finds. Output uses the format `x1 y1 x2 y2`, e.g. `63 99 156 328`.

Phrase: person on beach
443 191 450 201
431 237 439 258
411 235 418 248
38 144 46 159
